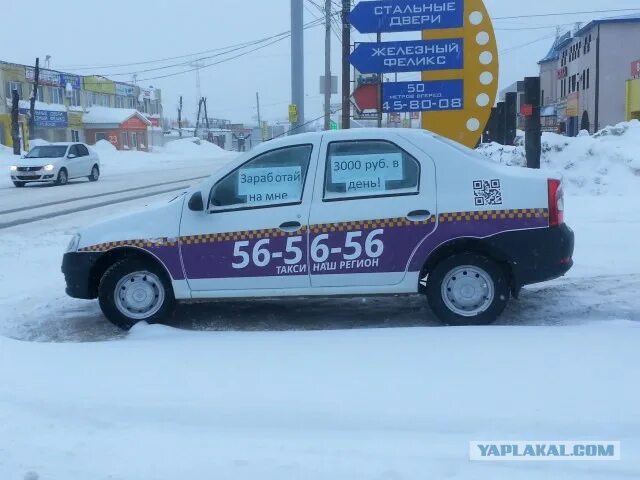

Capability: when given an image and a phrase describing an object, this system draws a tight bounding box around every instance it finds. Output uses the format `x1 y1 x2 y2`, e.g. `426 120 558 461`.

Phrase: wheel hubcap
441 265 495 317
93 168 98 178
114 271 165 320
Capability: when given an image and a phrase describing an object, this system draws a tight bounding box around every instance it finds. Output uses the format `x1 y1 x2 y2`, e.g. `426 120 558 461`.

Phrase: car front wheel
426 253 510 326
13 181 26 188
98 258 176 330
55 168 68 186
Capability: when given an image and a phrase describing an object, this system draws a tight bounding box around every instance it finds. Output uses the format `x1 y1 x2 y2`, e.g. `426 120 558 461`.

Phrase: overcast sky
3 0 640 125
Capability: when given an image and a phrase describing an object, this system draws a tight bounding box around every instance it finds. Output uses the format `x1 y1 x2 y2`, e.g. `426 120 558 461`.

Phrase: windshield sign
26 146 68 159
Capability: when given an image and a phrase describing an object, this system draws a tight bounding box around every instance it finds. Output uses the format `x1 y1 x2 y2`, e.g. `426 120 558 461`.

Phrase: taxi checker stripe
79 238 178 253
180 226 309 245
79 209 549 252
438 208 548 222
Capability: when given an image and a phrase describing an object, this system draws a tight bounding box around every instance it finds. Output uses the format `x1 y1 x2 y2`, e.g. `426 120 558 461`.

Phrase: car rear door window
210 144 313 210
324 140 420 201
77 144 90 156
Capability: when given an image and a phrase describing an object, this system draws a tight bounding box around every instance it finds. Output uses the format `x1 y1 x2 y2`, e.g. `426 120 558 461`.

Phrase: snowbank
162 138 229 158
93 139 235 176
477 120 640 195
90 139 118 154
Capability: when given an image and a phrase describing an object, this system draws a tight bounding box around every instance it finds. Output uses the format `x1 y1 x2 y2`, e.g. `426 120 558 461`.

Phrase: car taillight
548 179 564 227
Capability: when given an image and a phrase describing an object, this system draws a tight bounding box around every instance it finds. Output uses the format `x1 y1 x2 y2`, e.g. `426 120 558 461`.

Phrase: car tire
13 181 26 188
55 168 68 186
98 257 176 330
88 165 100 182
426 253 510 326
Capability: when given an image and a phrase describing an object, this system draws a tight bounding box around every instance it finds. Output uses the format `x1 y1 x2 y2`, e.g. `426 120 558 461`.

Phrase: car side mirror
68 154 77 159
188 191 204 212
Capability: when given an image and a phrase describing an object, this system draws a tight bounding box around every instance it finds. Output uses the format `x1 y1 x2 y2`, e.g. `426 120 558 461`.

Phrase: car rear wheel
98 258 176 330
89 165 100 182
13 181 26 188
55 168 68 186
426 253 510 326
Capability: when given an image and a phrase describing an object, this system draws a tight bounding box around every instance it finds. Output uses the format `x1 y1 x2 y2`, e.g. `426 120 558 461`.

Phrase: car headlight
43 164 55 172
9 165 17 171
66 234 81 253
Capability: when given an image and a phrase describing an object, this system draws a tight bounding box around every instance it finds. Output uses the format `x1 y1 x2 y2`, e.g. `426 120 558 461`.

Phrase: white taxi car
10 143 100 187
62 129 574 329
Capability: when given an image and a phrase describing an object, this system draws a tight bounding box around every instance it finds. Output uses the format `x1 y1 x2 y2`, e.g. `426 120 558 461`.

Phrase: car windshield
26 146 68 159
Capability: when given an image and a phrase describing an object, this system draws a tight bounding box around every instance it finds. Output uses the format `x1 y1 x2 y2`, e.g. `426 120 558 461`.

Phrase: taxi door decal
309 217 437 275
179 227 309 280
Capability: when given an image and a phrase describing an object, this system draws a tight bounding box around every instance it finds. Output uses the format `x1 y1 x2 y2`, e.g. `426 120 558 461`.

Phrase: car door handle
279 221 302 233
406 210 432 222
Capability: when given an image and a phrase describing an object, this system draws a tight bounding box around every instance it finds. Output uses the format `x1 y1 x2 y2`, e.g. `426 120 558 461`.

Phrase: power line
499 33 558 55
60 16 331 74
125 17 336 84
493 8 640 20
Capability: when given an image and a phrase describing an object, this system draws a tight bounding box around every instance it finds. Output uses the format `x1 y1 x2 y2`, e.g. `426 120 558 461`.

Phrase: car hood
13 158 61 168
76 196 185 251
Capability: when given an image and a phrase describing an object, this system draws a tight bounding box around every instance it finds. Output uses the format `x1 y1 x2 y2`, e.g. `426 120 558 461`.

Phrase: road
0 161 218 229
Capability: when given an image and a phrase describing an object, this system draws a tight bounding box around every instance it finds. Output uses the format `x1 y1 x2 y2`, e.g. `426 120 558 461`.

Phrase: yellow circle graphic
421 0 499 148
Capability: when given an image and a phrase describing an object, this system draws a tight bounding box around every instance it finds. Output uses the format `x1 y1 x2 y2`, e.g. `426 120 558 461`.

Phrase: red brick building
83 107 152 151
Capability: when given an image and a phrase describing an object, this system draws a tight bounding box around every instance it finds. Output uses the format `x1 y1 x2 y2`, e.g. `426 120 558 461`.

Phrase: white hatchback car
62 129 574 329
10 142 101 187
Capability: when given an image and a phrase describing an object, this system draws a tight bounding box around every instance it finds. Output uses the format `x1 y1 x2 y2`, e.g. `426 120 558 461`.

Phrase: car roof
263 128 435 149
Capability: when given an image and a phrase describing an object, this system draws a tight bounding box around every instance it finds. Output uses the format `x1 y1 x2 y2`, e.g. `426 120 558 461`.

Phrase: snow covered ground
1 130 640 479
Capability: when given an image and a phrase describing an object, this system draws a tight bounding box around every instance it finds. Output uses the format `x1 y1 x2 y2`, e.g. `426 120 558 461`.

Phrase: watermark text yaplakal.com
470 441 621 461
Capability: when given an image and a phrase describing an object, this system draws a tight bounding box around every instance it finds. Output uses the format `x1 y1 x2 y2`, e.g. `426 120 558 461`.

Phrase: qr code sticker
473 179 503 206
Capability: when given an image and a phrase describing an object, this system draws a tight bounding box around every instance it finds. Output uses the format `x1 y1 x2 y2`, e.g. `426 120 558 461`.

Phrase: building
0 60 163 150
626 59 640 121
83 107 152 152
538 14 640 136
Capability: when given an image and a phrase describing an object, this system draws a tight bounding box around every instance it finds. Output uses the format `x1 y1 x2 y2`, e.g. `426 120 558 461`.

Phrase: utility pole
203 97 210 130
324 0 332 130
29 57 40 135
178 96 183 138
341 0 351 129
291 0 305 133
11 89 20 155
256 92 262 138
194 98 203 138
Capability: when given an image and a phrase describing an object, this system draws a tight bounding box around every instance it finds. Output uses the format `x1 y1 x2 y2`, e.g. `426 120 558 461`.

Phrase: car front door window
210 144 313 211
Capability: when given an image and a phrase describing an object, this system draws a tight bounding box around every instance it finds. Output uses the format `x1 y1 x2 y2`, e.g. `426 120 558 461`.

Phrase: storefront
0 113 29 150
83 107 151 151
626 60 640 121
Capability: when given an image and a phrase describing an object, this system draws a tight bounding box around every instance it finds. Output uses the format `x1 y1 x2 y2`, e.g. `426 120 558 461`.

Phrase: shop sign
556 66 568 79
116 83 136 97
19 108 68 128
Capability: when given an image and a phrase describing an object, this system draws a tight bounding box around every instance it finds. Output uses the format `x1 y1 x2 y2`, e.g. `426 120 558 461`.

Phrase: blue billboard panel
20 108 68 128
350 39 464 74
350 0 464 34
383 80 464 112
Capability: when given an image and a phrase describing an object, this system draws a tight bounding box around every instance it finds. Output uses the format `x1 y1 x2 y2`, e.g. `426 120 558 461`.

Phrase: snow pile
162 138 229 158
93 138 235 176
29 138 50 148
477 120 640 195
90 139 118 153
